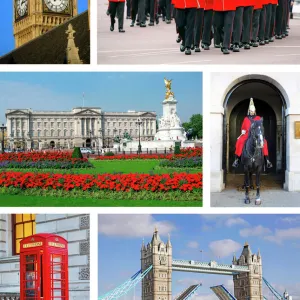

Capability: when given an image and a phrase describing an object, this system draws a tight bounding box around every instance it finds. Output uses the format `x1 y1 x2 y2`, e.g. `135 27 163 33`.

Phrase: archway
223 79 287 189
50 141 55 148
86 138 91 148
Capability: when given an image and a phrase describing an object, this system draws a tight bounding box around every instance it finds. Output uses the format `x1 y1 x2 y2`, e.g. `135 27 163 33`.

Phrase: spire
66 24 83 64
242 241 252 257
141 238 146 251
248 98 256 114
257 248 261 257
167 233 172 248
232 253 237 264
151 227 161 246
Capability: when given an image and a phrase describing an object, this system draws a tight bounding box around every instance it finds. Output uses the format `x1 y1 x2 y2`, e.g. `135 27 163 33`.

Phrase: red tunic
254 0 263 9
213 0 236 11
235 116 269 156
205 0 214 9
174 0 201 8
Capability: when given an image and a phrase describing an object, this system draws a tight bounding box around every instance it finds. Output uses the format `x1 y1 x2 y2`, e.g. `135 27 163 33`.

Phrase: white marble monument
116 78 199 151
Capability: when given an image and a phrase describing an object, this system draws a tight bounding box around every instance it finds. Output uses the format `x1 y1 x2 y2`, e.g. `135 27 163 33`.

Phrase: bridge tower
141 228 172 300
233 242 263 300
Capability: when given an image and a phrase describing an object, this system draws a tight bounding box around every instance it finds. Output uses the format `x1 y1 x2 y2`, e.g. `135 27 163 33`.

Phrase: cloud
264 227 300 244
225 217 249 227
239 225 271 237
209 239 242 259
98 214 176 237
187 241 199 249
201 215 249 230
279 216 300 224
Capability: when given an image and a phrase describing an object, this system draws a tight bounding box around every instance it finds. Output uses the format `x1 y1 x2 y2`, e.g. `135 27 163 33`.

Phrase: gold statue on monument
164 78 174 100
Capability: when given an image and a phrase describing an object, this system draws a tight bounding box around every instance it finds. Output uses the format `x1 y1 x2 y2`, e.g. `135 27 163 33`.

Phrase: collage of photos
1 0 300 300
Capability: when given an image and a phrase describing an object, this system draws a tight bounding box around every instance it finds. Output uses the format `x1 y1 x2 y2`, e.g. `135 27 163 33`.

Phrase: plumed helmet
248 98 256 114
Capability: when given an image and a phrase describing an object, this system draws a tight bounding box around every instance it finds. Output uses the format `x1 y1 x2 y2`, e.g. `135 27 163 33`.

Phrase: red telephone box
20 234 69 300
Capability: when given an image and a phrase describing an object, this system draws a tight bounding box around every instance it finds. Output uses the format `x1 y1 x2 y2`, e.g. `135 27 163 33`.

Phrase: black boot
232 155 240 168
265 156 273 168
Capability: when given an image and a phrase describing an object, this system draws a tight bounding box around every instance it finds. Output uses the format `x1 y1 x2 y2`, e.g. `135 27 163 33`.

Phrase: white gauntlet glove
241 130 246 135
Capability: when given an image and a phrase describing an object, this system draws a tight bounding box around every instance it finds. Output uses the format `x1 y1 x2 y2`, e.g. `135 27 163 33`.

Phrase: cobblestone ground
211 189 300 207
98 1 300 65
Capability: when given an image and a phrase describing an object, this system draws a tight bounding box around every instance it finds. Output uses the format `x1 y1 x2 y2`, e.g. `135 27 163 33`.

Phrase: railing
0 294 20 300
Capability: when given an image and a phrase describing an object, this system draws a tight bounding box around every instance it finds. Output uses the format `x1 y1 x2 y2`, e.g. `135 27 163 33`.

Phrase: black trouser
194 8 204 46
159 0 171 20
242 6 253 43
282 0 288 32
264 3 272 39
258 4 266 40
269 4 277 37
275 0 283 35
126 0 131 17
132 0 146 23
252 8 261 41
110 2 125 29
214 10 235 49
232 6 243 45
176 8 197 48
146 0 158 22
202 9 214 46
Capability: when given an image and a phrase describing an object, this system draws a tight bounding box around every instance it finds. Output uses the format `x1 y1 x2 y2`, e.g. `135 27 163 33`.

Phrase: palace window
57 122 61 128
37 122 41 128
51 122 54 127
12 214 36 255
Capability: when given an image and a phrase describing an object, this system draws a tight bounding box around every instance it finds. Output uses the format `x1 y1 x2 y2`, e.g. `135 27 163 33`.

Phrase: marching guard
109 0 126 32
201 0 214 50
174 0 200 55
213 0 236 54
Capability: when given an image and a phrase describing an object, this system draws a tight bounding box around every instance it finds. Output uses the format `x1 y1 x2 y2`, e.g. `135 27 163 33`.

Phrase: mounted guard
232 98 272 169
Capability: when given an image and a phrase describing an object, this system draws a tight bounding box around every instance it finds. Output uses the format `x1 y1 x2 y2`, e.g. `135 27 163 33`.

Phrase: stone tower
233 242 263 300
141 228 172 300
13 0 78 48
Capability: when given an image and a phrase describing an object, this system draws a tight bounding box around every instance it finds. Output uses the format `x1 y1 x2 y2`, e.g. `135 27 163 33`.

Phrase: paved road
98 1 300 65
211 189 300 207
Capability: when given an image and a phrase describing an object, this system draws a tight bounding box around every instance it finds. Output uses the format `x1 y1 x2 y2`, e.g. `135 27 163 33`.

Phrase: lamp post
136 117 142 154
0 124 7 154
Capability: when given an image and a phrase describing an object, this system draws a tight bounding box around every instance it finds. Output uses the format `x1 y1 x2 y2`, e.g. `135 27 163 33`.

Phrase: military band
107 0 290 55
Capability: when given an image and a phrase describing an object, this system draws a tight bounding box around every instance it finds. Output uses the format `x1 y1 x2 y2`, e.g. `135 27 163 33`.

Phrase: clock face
44 0 69 13
16 0 28 17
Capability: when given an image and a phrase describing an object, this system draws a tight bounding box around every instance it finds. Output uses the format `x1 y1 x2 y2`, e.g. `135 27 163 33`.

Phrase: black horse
241 119 265 205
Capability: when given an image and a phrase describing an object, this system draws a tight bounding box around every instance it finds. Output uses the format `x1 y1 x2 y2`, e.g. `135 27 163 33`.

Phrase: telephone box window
13 214 36 255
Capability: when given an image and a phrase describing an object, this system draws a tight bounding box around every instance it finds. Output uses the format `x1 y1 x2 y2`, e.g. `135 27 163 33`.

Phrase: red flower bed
0 171 202 192
0 152 88 163
95 147 203 161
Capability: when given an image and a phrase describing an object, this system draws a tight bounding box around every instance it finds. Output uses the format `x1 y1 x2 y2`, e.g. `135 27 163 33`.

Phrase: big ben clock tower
13 0 78 48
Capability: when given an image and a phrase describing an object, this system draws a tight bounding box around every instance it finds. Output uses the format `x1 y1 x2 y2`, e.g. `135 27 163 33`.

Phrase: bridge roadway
172 259 249 275
175 285 200 300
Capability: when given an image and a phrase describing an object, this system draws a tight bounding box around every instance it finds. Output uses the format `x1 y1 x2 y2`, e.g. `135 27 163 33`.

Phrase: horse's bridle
245 124 263 163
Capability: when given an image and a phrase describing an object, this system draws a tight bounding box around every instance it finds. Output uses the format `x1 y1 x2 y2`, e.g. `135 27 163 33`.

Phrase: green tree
182 114 202 139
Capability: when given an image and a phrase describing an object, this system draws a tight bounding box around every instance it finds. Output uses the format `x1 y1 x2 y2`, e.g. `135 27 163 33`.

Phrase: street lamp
0 124 7 154
136 117 143 154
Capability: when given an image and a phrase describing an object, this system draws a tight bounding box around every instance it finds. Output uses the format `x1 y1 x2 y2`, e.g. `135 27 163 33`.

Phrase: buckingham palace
5 107 157 150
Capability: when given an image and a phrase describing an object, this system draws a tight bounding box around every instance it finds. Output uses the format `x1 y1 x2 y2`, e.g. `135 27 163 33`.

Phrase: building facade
13 0 78 48
233 243 263 300
5 107 157 150
210 72 300 192
141 228 172 300
0 214 90 300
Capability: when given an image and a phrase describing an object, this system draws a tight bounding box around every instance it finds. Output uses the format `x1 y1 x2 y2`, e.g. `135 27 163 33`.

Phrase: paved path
211 189 300 207
98 1 300 65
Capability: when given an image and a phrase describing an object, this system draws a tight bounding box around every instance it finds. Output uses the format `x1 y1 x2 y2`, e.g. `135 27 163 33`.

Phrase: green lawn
0 159 202 207
4 159 202 175
0 194 201 207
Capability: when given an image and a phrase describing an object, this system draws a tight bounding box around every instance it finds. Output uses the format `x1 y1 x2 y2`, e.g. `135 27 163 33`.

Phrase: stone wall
0 214 90 300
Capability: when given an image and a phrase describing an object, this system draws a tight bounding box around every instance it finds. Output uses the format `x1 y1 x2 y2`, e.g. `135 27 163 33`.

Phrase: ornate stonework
141 229 172 300
13 0 78 48
233 243 263 300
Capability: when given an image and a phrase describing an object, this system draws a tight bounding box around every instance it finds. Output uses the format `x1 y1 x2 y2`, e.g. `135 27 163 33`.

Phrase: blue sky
0 0 88 56
98 214 300 300
0 72 202 124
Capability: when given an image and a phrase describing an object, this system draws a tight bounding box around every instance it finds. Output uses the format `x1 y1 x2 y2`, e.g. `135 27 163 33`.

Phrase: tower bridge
99 228 291 300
